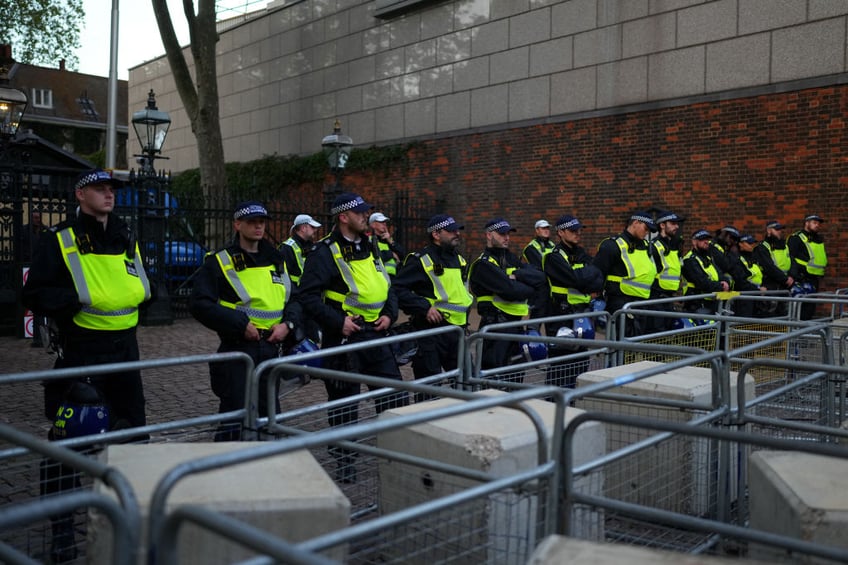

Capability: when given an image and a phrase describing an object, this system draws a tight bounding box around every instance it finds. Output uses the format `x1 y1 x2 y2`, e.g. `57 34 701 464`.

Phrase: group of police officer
21 168 828 559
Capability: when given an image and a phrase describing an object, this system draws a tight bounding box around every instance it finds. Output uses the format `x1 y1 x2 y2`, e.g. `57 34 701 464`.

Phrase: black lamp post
131 89 173 325
321 119 353 191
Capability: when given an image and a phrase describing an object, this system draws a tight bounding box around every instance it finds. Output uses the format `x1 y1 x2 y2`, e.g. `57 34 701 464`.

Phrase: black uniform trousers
479 313 524 384
211 338 281 441
322 326 409 460
411 321 463 402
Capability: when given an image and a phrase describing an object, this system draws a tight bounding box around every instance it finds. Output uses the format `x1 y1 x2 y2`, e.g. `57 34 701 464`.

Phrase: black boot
50 514 78 564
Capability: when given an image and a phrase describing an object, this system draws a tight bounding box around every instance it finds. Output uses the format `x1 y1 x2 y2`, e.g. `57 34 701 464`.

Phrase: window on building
77 93 100 121
31 88 53 109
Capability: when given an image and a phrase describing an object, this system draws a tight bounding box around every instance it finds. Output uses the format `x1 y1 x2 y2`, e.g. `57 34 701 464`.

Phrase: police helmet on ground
572 317 596 341
521 328 548 362
51 381 110 440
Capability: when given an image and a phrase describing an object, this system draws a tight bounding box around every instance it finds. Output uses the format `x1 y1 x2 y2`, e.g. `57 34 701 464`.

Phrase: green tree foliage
0 0 84 68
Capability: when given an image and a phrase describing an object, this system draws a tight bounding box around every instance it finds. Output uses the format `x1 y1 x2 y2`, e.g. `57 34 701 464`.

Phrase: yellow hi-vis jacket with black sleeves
545 248 592 305
607 237 657 299
472 255 530 317
57 226 151 331
214 250 289 330
740 254 763 287
324 241 391 322
652 237 682 292
793 231 827 276
281 237 306 284
419 253 473 326
761 240 791 273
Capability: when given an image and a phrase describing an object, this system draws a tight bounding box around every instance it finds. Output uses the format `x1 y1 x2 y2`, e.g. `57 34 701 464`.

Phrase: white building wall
128 0 848 172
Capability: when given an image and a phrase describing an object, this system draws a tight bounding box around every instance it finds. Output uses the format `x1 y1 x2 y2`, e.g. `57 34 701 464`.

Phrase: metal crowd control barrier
0 351 253 563
562 411 848 563
148 386 566 564
0 423 138 565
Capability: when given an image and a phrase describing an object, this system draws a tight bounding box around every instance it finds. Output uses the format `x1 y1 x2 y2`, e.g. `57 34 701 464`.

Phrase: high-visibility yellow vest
281 237 305 284
682 250 719 298
57 227 151 331
419 254 473 325
606 237 656 299
653 238 682 292
324 241 390 322
377 240 398 276
793 232 827 276
544 249 591 305
215 250 289 330
761 240 791 273
740 254 763 286
473 255 529 317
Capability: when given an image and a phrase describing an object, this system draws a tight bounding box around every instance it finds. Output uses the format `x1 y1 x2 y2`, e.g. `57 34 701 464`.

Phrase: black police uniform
394 242 469 398
298 226 409 478
190 237 302 441
593 230 654 333
279 232 321 343
22 207 150 564
788 226 827 320
681 245 730 314
543 240 603 387
468 247 545 374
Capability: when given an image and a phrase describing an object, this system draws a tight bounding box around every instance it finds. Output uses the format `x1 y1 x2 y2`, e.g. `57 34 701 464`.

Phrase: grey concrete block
552 0 598 38
404 98 436 136
809 0 848 20
491 46 530 83
375 47 405 79
436 91 471 132
530 36 574 76
420 64 454 97
454 57 491 91
706 33 770 92
598 0 650 26
622 11 676 58
509 75 550 120
772 18 846 82
551 66 596 114
472 20 510 57
648 45 705 100
437 29 474 64
472 84 510 127
491 0 532 20
574 25 623 67
405 39 437 72
739 0 807 35
389 13 422 48
677 0 737 47
597 56 648 107
422 3 456 39
376 104 405 140
455 0 492 29
510 7 552 48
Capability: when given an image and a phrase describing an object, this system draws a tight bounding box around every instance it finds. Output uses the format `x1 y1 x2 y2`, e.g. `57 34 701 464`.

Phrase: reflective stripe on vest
740 255 763 286
282 238 305 284
606 238 656 299
57 227 151 331
794 232 827 276
215 250 288 329
524 239 554 260
419 254 473 325
653 239 682 291
682 250 718 299
545 249 591 305
761 240 791 273
377 240 398 276
474 256 529 317
324 241 390 322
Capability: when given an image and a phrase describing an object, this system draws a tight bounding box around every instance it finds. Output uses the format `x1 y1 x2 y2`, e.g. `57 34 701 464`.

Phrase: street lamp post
321 120 353 208
130 90 173 325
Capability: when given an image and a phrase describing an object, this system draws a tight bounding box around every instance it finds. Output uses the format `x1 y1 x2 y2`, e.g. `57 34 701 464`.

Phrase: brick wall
341 84 846 290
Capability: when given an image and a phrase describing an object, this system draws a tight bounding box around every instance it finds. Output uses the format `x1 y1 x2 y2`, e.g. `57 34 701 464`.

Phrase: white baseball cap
535 219 551 229
291 214 322 232
369 212 390 223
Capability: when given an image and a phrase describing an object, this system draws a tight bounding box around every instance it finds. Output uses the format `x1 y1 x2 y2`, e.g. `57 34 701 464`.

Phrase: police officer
22 168 152 562
468 218 546 377
190 201 302 441
788 214 827 320
592 211 658 334
754 220 794 316
648 210 685 331
369 211 405 277
543 215 603 387
280 213 322 285
394 214 473 401
522 219 555 322
737 234 768 317
299 192 409 482
681 229 731 314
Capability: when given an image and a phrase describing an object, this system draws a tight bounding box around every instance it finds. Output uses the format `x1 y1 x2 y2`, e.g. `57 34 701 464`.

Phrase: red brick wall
345 84 847 290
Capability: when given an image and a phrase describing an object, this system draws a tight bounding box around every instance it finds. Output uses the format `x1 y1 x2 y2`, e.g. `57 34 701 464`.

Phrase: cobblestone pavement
0 318 335 442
